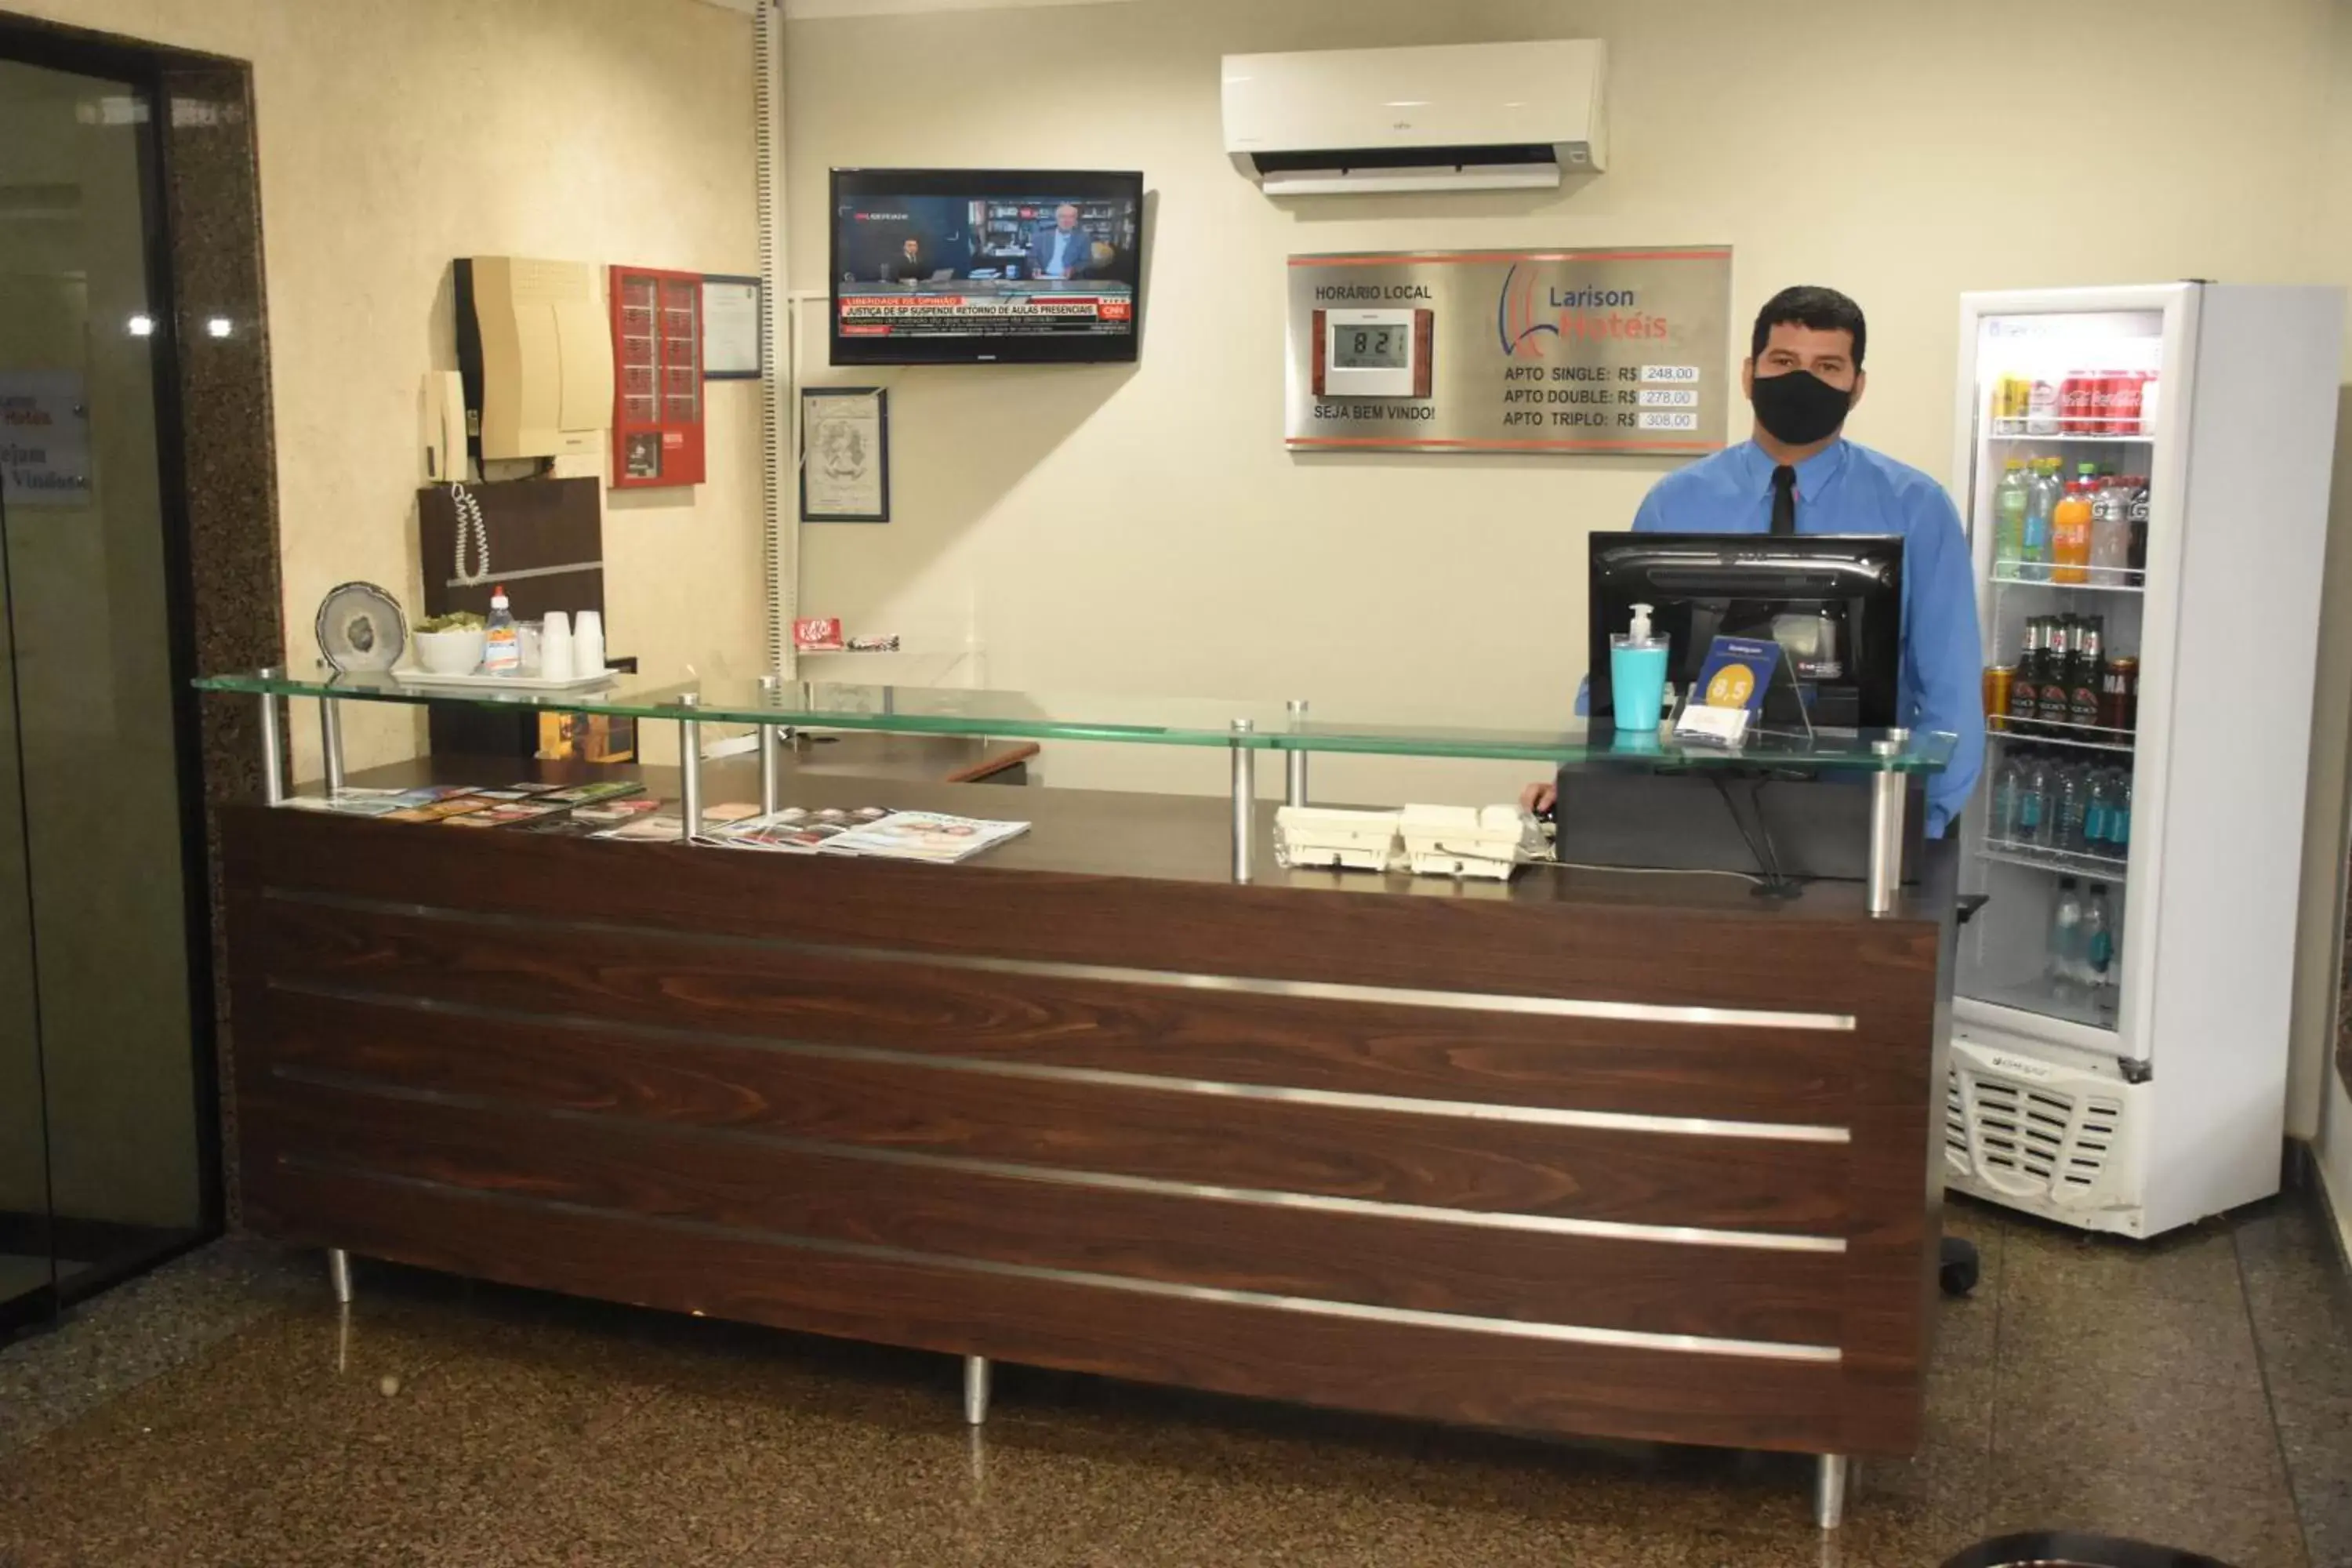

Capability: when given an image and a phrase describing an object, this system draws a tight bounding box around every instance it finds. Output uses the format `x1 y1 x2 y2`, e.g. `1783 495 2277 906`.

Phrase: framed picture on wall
800 386 889 523
702 274 763 379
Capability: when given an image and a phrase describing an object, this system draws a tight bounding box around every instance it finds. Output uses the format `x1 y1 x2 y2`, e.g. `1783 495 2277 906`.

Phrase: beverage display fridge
1946 283 2343 1237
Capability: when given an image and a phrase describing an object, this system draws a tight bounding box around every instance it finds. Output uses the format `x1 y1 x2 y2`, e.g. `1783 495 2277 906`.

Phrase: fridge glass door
1958 306 2166 1037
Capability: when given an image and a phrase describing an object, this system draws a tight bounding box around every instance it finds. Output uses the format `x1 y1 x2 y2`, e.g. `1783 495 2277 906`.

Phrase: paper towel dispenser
453 256 614 462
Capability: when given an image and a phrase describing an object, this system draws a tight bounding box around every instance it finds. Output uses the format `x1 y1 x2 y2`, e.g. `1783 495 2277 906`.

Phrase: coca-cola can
2060 372 2099 435
2108 372 2145 437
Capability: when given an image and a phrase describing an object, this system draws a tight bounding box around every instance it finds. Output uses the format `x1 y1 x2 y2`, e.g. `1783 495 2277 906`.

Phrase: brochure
826 810 1031 864
708 805 893 854
518 799 659 837
536 780 648 807
443 799 575 829
382 795 498 824
594 802 760 843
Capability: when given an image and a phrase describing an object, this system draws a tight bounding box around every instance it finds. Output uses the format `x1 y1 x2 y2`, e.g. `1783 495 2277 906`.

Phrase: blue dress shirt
1632 437 1985 837
1050 230 1079 277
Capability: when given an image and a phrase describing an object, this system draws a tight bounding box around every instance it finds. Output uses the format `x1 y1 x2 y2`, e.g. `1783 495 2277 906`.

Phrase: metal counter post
257 665 286 807
757 673 782 816
1866 733 1908 916
317 662 345 797
1285 699 1308 808
1230 718 1255 884
678 692 703 844
1814 1454 1848 1530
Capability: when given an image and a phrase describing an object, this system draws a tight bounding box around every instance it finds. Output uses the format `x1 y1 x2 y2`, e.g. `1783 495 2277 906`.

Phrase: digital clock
1312 307 1434 399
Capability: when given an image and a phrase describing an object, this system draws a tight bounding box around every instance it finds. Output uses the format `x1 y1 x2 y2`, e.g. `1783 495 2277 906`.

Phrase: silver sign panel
1286 245 1733 456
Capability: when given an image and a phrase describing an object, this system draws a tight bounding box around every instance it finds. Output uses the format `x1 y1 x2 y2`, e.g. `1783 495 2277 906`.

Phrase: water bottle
2083 768 2114 851
2055 761 2089 852
1991 757 2024 841
1994 460 2030 567
2022 459 2058 581
2110 771 2132 851
2082 884 2116 989
2018 754 2052 845
2049 876 2085 985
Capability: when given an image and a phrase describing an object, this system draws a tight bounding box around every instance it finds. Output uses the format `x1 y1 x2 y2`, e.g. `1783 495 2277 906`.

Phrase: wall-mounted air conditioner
1221 39 1606 197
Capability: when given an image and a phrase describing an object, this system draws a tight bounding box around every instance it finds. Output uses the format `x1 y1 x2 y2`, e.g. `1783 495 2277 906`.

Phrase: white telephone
421 370 468 485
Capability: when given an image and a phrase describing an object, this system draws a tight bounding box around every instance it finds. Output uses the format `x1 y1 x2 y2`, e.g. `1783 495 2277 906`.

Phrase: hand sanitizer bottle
483 584 521 675
1610 602 1671 733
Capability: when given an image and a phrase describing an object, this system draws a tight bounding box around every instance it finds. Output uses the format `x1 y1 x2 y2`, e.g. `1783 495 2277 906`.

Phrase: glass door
0 52 212 1332
1957 303 2166 1041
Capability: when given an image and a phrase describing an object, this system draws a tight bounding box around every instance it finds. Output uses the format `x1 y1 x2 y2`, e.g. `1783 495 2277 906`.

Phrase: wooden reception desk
218 757 1949 1522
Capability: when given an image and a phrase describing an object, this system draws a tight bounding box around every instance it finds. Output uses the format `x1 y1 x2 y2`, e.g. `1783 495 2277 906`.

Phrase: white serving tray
389 666 619 693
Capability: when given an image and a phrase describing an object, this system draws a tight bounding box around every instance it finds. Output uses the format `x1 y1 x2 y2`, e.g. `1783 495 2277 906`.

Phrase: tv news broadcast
829 168 1144 365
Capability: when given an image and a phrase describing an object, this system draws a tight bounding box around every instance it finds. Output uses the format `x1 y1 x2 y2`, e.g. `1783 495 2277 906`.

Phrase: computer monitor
1587 532 1905 731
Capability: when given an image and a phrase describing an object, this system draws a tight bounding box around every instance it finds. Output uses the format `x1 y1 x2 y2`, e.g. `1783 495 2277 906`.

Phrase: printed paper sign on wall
1284 246 1733 456
0 372 92 507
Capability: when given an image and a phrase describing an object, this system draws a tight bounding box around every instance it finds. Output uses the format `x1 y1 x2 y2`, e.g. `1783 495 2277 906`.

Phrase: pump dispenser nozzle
1628 601 1654 643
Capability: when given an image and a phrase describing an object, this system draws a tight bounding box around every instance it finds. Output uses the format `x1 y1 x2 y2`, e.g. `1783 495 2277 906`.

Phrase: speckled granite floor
0 1195 2345 1568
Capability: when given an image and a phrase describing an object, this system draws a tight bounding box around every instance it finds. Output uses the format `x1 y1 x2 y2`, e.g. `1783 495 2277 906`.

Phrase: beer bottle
2009 617 2045 735
2038 615 2077 728
2069 617 2104 731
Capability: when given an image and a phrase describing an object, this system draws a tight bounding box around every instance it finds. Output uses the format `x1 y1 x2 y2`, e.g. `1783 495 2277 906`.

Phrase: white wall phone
422 370 468 485
422 371 492 585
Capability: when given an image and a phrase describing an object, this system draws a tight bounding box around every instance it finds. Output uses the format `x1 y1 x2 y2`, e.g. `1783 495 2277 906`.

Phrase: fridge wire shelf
1986 721 2136 757
1989 563 2146 594
1978 837 2130 880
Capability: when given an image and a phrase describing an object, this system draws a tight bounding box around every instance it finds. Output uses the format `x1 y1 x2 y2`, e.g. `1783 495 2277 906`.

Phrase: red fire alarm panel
609 265 706 488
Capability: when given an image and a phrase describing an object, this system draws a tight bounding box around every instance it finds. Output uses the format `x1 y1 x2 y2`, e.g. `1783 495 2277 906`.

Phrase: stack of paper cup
574 611 605 677
540 611 575 683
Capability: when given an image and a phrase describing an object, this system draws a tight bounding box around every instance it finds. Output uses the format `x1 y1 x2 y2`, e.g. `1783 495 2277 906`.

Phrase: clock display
1331 325 1408 369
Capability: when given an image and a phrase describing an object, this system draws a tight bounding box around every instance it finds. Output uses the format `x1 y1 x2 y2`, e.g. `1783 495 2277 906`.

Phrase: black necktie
1770 465 1798 535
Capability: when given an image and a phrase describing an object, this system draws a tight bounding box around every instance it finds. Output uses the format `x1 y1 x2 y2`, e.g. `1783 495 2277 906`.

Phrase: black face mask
1751 368 1854 446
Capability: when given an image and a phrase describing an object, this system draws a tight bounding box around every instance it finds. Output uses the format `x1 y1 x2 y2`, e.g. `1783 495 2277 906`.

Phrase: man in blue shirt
1527 285 1984 837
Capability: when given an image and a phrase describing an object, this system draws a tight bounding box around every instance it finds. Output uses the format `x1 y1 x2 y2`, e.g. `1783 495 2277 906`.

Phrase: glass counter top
193 669 1954 772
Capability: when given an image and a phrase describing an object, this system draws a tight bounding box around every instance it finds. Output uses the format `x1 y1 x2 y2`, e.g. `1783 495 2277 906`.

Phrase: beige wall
7 0 767 774
784 0 2352 1136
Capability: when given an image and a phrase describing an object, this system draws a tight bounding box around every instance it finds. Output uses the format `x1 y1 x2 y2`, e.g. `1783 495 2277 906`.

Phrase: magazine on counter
708 806 892 854
517 798 661 837
825 810 1031 864
594 802 761 843
536 781 648 808
284 785 481 818
442 798 577 829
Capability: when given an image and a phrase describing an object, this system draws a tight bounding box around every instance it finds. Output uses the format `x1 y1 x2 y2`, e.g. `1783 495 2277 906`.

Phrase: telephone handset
422 370 468 486
424 371 492 584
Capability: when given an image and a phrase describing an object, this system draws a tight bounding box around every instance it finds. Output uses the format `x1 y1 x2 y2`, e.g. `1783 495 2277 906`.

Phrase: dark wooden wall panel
243 1076 1848 1347
244 1160 1851 1455
217 797 1943 1460
238 985 1849 1234
235 892 1859 1123
223 808 1937 1015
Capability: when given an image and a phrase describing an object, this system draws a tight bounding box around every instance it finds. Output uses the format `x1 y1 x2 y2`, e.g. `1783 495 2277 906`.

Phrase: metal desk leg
1813 1453 1849 1530
963 1355 991 1426
678 693 703 843
757 673 781 816
1285 699 1308 808
1230 719 1256 884
318 673 346 798
327 1248 353 1305
1866 771 1905 916
257 668 286 807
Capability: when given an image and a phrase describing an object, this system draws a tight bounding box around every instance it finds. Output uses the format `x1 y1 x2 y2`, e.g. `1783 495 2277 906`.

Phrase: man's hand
1519 781 1557 817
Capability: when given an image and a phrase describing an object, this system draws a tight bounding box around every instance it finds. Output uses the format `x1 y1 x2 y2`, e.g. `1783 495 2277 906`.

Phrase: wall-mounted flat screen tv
829 168 1144 365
